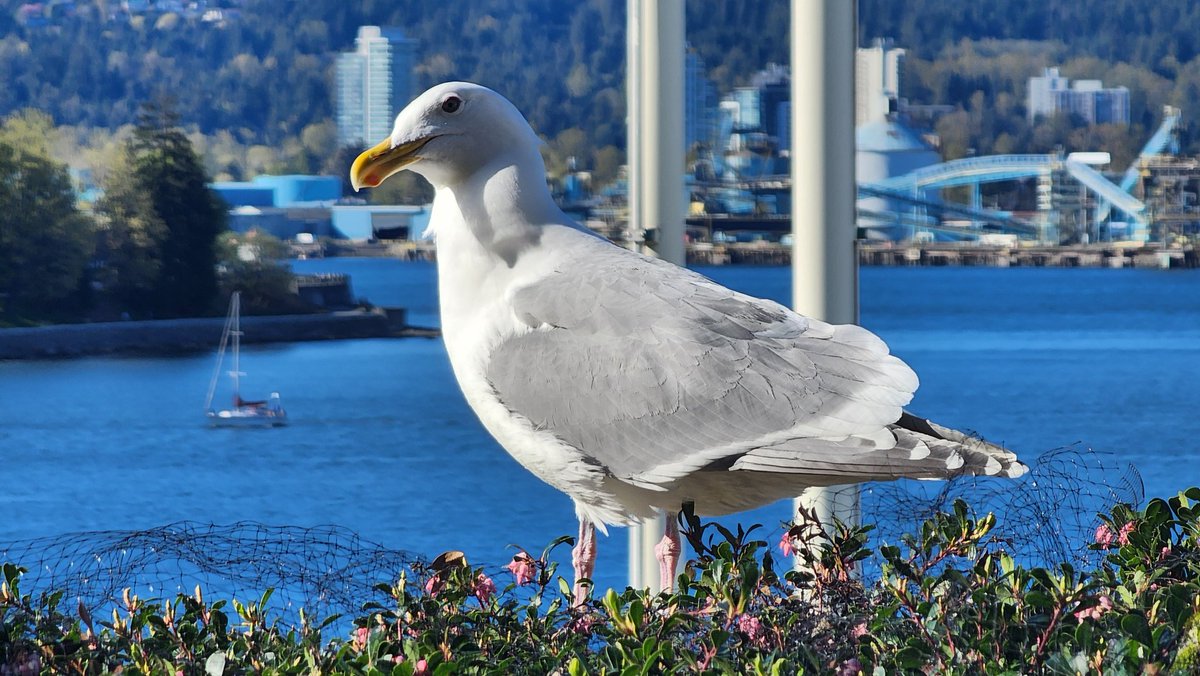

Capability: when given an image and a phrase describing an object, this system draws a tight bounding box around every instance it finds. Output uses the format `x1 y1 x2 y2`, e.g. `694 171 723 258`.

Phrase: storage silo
856 118 939 240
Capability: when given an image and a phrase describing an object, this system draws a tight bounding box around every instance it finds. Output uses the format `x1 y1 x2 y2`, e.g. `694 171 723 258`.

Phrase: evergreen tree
0 111 94 321
126 98 227 318
93 149 168 317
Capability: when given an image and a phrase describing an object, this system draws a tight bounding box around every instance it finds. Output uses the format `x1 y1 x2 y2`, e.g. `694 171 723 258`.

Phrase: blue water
2 260 1198 594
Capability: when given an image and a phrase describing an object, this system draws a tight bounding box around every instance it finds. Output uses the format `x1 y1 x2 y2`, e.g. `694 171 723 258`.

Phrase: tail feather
727 410 1027 482
894 411 1028 479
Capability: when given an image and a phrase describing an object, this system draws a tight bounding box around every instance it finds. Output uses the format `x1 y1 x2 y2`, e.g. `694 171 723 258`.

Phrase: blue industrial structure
211 175 341 209
859 153 1153 243
212 174 430 242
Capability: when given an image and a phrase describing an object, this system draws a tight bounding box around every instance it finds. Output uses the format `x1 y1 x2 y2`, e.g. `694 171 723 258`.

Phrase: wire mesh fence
0 446 1142 628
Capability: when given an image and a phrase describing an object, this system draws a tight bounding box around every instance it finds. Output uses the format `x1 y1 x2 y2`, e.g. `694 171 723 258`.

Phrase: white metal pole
791 0 860 529
627 0 686 593
626 0 641 251
641 0 687 266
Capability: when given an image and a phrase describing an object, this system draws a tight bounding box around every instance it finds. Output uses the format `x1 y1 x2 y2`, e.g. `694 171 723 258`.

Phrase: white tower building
335 26 418 148
855 38 905 127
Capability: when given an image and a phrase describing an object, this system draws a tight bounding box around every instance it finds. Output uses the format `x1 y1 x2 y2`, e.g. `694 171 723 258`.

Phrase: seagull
351 82 1026 602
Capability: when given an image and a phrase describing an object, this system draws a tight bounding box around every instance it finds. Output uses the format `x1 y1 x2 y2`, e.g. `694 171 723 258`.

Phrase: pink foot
572 520 596 605
654 513 681 591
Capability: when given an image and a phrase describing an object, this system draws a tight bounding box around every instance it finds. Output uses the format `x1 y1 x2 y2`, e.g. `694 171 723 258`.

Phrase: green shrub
3 488 1200 674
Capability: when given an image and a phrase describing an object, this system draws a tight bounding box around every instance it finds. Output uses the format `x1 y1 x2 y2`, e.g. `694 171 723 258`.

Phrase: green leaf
894 645 928 669
1120 613 1152 647
628 599 644 629
2 563 22 587
1024 591 1054 608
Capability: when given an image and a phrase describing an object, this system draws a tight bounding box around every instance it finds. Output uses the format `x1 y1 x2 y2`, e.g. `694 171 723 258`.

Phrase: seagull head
351 81 545 192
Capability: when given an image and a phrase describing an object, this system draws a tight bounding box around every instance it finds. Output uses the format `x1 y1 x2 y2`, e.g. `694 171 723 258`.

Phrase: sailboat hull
206 407 288 427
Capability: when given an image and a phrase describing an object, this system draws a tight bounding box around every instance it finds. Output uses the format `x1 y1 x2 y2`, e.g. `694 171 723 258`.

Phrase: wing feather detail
485 248 921 487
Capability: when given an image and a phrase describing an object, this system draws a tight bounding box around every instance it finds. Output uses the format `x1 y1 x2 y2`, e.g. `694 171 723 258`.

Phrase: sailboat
204 291 287 427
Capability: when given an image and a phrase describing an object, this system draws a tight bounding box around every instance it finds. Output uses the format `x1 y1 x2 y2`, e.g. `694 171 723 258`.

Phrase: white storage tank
856 118 940 239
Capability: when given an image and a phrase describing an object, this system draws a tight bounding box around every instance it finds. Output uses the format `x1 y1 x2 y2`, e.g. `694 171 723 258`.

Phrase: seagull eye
441 96 463 114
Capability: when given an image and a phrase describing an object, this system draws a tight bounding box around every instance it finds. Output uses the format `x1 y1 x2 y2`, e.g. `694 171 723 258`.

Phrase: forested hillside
859 0 1200 65
6 1 1200 179
0 1 787 181
860 0 1200 166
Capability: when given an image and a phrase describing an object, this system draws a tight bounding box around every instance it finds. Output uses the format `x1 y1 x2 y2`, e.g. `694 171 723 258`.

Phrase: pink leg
572 519 596 605
654 512 682 591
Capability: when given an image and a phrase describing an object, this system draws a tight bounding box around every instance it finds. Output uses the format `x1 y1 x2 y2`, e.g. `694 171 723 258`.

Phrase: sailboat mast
203 291 236 412
231 291 242 400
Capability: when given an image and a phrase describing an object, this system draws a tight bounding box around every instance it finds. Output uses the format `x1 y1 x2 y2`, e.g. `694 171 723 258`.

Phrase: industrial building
1027 67 1130 126
211 174 431 243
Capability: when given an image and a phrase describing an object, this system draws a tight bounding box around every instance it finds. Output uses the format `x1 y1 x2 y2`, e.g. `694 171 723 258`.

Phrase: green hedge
4 488 1200 674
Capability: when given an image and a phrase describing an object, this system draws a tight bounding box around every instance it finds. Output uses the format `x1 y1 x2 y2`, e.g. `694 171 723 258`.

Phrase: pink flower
1094 524 1115 548
424 575 444 598
1117 521 1135 546
506 552 537 585
414 658 430 676
1160 545 1172 561
736 613 770 649
1073 594 1113 621
392 654 405 665
779 531 796 557
851 621 868 640
353 626 370 651
568 613 597 635
473 573 496 604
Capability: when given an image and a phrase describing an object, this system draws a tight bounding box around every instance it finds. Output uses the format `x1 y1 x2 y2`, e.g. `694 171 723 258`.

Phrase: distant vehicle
204 291 287 427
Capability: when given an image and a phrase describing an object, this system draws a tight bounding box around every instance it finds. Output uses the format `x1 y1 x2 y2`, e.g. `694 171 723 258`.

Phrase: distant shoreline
0 308 439 360
318 240 1200 269
685 242 1200 268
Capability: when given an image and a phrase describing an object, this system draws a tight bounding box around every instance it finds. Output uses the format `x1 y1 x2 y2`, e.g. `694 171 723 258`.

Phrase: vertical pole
627 0 686 593
640 0 687 266
791 0 860 530
626 0 641 251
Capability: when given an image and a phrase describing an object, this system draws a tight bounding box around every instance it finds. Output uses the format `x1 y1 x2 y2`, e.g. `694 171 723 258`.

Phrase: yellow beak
349 135 433 191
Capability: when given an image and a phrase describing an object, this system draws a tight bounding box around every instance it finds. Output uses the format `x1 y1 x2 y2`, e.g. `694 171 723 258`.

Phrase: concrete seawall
0 308 436 359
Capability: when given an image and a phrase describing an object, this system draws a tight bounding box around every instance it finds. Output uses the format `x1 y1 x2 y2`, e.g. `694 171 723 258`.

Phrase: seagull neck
440 158 561 265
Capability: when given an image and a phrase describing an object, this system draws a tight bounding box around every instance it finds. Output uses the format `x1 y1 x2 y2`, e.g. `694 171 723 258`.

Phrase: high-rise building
684 47 716 150
335 26 418 148
1027 68 1129 126
714 64 791 177
855 38 905 127
751 63 790 152
1027 67 1069 122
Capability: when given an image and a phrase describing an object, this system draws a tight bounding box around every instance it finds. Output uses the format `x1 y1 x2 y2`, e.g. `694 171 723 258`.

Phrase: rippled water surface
3 260 1198 592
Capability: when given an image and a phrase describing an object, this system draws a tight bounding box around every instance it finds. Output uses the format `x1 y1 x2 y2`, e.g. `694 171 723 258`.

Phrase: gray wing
486 246 919 489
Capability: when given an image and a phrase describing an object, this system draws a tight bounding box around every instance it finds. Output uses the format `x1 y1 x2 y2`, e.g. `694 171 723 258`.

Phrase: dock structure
855 243 1199 269
683 242 1199 269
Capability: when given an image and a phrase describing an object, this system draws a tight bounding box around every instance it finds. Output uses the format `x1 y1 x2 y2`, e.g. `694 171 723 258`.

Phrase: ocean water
2 259 1198 595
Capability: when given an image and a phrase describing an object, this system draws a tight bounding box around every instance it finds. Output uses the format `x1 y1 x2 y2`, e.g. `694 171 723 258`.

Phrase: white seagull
351 82 1026 602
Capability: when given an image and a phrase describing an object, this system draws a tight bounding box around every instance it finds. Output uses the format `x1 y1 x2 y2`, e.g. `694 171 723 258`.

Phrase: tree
93 149 168 316
0 111 94 321
95 98 227 318
216 230 305 314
